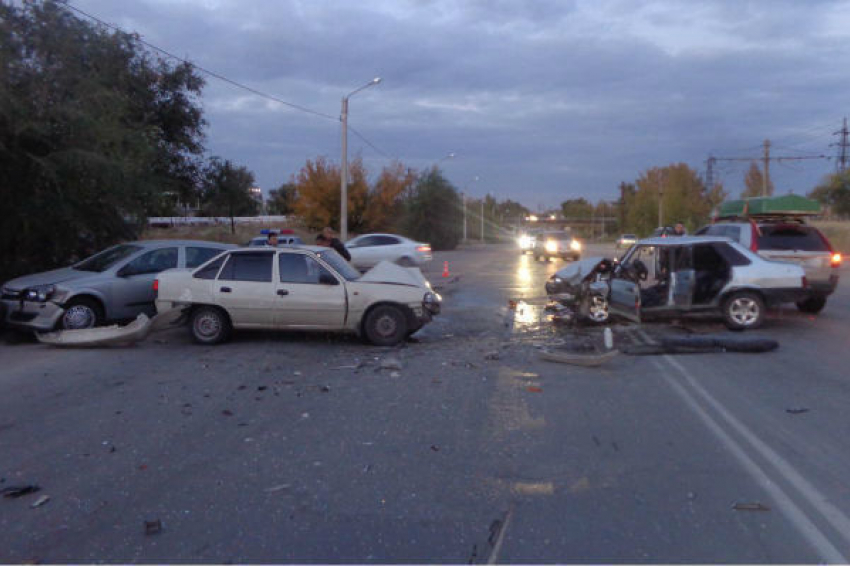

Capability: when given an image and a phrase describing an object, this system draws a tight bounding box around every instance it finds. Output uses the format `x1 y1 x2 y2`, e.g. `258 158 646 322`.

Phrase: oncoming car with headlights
154 246 441 346
534 231 582 261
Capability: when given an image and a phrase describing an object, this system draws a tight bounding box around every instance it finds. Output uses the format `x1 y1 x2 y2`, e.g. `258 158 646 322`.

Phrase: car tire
796 295 826 314
722 291 765 331
396 256 415 267
190 306 231 345
59 297 103 330
585 294 610 324
364 305 408 347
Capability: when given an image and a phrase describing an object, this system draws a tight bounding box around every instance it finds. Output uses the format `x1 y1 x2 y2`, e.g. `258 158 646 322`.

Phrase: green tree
809 170 850 218
267 182 296 215
560 198 593 220
626 164 712 235
200 158 258 233
742 162 774 197
402 169 462 250
0 1 206 282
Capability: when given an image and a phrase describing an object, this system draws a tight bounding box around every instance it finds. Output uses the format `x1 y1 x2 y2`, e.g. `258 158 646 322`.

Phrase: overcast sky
71 0 850 209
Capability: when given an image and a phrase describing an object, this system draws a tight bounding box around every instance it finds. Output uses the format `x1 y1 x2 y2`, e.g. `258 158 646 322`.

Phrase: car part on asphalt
539 348 620 366
35 309 187 348
30 495 50 508
623 335 779 355
1 485 40 498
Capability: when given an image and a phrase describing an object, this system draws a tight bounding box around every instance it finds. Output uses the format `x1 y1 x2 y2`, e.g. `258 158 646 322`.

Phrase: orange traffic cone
442 261 450 278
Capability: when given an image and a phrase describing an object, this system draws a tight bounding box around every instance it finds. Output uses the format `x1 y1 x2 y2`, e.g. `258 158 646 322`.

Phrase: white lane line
636 330 848 564
486 505 515 565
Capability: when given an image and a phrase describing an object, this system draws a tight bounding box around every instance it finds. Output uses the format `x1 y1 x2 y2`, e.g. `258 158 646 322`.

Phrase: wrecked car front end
545 257 615 323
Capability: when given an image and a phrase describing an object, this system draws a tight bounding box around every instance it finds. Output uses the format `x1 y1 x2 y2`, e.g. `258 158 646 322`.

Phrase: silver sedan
1 240 233 331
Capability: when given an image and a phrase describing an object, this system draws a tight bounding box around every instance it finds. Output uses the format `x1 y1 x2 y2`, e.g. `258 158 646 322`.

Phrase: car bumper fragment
1 299 64 331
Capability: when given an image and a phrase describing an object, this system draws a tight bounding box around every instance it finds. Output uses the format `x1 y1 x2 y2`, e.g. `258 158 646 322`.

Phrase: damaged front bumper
0 298 65 331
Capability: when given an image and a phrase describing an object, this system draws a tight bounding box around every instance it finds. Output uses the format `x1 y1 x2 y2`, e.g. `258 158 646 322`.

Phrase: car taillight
802 276 808 288
417 245 431 252
749 221 759 252
153 279 159 293
831 253 842 267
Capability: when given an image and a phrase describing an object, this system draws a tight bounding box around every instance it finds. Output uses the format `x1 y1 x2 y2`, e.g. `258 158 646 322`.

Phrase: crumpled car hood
552 257 611 286
3 267 94 290
358 260 430 289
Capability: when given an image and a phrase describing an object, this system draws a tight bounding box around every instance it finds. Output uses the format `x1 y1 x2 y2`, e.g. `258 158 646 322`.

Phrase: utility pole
832 117 849 173
762 139 771 197
480 198 484 241
657 169 664 228
462 192 467 242
705 156 716 192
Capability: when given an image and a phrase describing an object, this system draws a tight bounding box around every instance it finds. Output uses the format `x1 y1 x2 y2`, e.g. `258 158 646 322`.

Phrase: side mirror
319 272 339 285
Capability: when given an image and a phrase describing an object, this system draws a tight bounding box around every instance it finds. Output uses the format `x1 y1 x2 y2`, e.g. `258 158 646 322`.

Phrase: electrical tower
831 117 848 173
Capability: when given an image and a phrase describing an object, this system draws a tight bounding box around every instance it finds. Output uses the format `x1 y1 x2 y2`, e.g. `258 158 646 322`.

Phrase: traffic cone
442 261 450 277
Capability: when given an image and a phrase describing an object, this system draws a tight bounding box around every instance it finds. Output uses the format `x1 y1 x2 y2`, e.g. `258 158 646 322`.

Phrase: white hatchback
345 233 432 271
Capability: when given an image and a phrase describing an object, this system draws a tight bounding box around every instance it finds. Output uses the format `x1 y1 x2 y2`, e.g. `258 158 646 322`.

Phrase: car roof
638 235 731 246
134 239 235 247
351 233 409 239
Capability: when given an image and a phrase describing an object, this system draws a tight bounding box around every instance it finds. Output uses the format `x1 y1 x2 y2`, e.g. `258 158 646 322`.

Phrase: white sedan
345 233 432 270
154 246 441 346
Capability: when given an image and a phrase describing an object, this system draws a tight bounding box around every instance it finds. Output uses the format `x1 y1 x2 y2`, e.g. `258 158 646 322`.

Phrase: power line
62 1 338 122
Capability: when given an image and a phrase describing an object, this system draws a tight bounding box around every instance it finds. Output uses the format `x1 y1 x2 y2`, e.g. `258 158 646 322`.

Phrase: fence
148 216 290 228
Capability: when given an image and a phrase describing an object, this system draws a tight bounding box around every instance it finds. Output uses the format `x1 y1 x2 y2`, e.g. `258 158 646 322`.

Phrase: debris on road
221 409 233 417
732 502 771 512
144 519 163 535
624 335 779 356
484 351 501 360
540 348 619 367
1 485 41 498
30 495 50 508
264 484 291 493
786 407 810 414
379 357 402 370
526 386 543 393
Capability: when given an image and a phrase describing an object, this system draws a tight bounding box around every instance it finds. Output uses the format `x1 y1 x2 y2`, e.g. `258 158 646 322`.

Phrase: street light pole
340 77 381 241
480 197 485 241
462 192 467 241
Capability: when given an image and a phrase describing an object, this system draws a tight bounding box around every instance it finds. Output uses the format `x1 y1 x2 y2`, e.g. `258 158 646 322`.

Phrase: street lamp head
372 77 382 84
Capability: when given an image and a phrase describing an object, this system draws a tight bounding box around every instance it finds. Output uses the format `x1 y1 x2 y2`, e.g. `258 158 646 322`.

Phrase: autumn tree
626 163 713 236
267 182 296 215
200 158 258 233
293 156 368 232
363 161 417 232
742 161 774 197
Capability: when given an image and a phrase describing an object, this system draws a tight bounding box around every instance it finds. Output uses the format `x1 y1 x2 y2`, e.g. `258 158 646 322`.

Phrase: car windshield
316 249 360 281
73 244 143 272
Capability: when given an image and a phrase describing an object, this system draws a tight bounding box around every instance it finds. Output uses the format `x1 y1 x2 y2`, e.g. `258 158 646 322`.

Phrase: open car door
608 266 641 323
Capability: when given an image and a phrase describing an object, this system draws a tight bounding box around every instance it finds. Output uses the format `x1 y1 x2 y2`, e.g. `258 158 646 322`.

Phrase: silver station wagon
607 236 809 330
1 240 233 331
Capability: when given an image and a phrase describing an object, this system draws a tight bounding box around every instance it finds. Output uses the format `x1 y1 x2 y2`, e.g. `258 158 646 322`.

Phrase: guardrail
148 216 290 227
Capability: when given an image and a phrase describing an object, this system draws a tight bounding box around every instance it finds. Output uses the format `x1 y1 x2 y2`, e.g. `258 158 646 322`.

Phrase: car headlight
24 284 56 302
518 236 532 248
545 240 558 253
423 291 442 313
570 240 582 251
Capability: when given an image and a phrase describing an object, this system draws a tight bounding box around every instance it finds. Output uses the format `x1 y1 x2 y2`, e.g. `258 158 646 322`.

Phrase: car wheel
60 297 103 330
396 256 415 267
796 295 826 314
190 306 231 345
722 291 764 331
585 295 609 324
364 305 408 347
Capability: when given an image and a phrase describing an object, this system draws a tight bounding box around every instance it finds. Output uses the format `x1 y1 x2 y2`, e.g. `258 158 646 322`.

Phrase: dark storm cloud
73 0 850 205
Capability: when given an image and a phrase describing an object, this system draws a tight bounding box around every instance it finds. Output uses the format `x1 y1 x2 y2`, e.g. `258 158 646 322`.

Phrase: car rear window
712 242 751 266
757 225 830 252
74 244 142 272
187 246 226 268
194 255 227 280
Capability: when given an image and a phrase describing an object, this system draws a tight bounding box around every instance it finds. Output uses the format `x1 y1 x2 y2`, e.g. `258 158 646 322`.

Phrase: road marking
486 505 514 565
636 330 848 563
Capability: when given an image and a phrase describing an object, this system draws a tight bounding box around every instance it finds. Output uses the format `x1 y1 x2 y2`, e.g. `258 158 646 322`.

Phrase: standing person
673 222 687 236
266 232 279 246
321 227 351 261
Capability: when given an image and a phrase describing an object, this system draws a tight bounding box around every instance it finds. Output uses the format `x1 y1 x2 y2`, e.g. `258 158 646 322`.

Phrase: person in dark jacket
317 229 351 261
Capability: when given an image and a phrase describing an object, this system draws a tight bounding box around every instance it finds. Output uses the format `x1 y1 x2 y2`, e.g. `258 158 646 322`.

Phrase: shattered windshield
73 244 143 272
316 249 360 281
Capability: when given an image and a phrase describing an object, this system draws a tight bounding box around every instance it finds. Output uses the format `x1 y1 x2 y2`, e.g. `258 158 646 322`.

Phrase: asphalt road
1 243 849 563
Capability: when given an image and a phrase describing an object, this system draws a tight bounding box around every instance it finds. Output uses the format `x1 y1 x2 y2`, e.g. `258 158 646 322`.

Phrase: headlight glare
25 284 56 302
545 240 558 253
570 240 582 251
